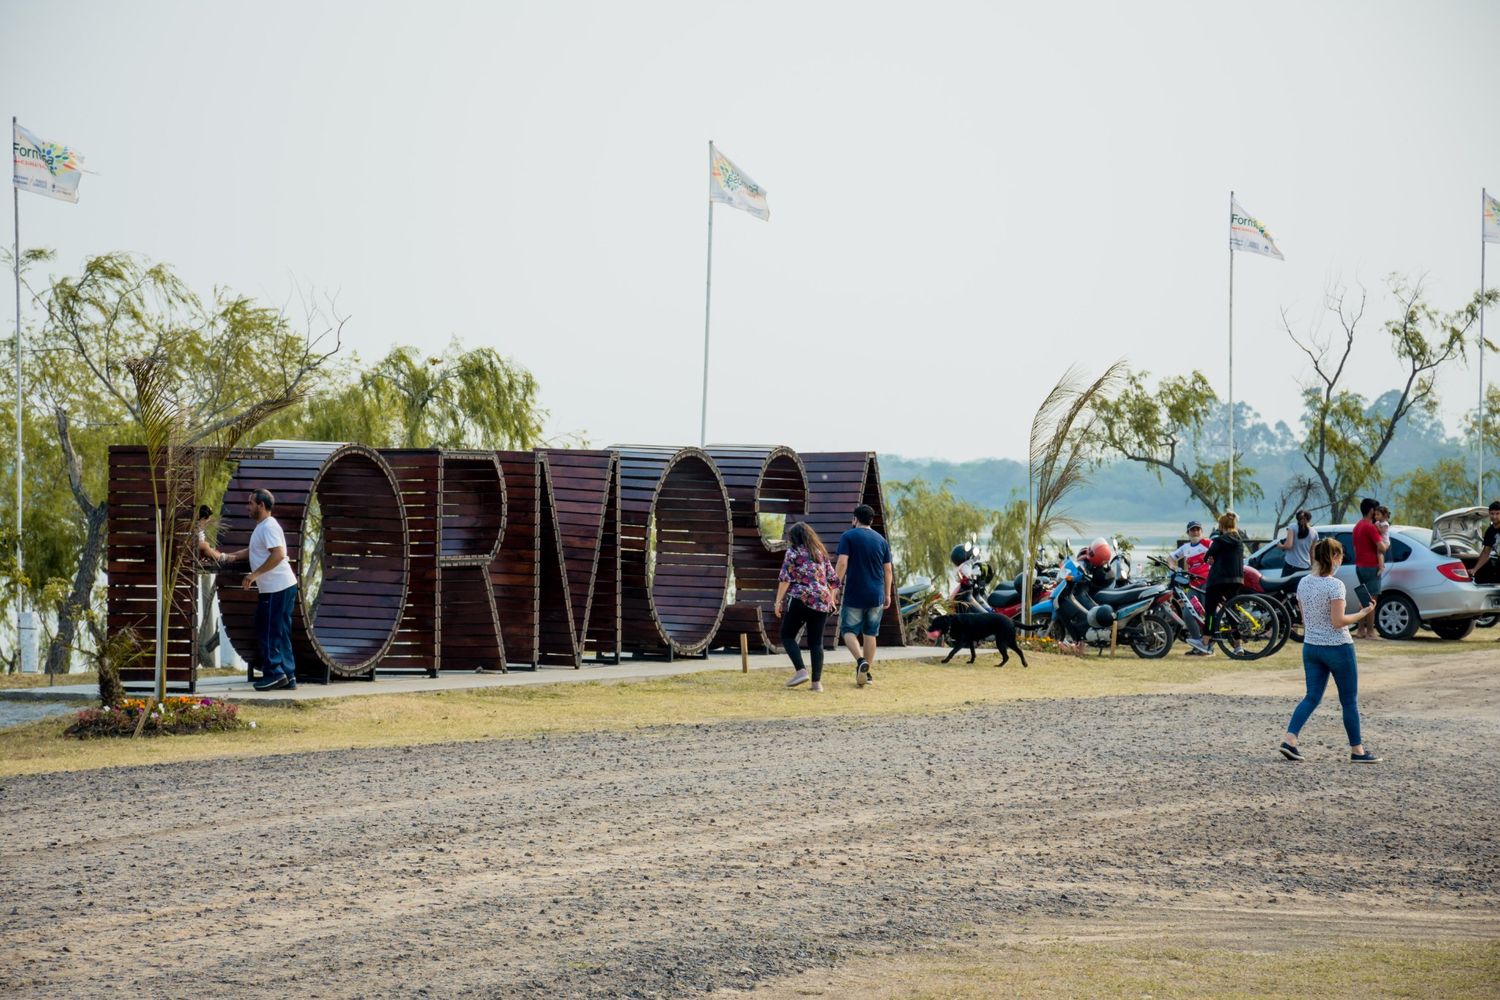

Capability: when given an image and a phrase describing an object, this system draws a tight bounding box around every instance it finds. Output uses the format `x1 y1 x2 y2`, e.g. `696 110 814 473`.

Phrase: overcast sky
6 0 1498 462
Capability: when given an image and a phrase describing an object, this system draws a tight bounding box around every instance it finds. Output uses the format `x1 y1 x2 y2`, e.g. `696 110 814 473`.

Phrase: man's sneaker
253 673 289 692
1278 741 1304 761
1350 750 1382 763
855 659 869 688
809 681 823 692
786 669 810 688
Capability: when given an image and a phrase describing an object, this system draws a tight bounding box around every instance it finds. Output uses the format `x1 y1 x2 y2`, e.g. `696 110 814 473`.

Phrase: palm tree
125 353 305 700
1023 362 1126 623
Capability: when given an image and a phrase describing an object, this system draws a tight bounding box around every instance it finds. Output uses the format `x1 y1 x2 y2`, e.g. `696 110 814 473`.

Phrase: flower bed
64 697 248 739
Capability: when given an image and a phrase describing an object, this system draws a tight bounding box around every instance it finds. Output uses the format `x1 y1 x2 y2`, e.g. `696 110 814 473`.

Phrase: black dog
927 612 1039 667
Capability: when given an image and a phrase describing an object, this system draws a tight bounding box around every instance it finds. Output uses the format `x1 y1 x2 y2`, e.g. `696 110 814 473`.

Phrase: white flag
709 144 769 221
1229 197 1282 260
13 123 85 203
1484 189 1500 244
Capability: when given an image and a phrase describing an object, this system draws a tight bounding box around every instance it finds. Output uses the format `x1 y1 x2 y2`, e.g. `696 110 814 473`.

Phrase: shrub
64 697 248 739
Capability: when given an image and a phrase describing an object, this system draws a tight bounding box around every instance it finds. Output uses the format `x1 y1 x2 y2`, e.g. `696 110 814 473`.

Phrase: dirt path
1163 644 1500 721
2 656 1497 998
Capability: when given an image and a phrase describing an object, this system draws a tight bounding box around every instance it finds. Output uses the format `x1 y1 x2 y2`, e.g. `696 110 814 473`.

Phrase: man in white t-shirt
220 489 300 691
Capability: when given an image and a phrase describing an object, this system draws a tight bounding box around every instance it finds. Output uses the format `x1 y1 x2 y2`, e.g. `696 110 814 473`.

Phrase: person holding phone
1279 537 1380 763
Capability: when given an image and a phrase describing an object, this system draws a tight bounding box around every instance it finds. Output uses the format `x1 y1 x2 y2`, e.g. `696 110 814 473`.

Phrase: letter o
614 447 733 656
220 442 409 680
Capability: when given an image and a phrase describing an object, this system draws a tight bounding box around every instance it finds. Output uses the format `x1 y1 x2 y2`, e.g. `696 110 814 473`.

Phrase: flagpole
1227 190 1235 514
700 141 714 448
12 115 24 621
1022 463 1034 627
1482 188 1489 506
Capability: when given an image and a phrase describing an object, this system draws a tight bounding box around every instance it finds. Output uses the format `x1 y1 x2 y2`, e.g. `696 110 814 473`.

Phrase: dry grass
771 938 1500 1000
0 667 241 690
0 630 1488 779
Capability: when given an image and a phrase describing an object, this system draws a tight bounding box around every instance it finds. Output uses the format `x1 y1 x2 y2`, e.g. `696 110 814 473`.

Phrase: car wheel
1475 614 1498 629
1430 618 1476 641
1374 593 1420 641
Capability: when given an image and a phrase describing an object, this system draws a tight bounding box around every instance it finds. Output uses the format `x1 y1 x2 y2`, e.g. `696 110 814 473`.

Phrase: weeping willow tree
23 252 341 683
1022 362 1126 622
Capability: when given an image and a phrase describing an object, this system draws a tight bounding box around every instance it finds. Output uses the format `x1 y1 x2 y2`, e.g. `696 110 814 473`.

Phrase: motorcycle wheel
1213 593 1281 660
1129 609 1176 659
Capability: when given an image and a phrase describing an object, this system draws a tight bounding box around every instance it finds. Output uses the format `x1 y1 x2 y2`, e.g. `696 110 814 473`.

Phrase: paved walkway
1 644 940 705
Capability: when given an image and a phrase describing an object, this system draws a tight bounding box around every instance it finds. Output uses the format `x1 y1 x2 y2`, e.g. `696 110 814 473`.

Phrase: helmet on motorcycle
1086 538 1113 566
950 543 976 566
1086 604 1116 629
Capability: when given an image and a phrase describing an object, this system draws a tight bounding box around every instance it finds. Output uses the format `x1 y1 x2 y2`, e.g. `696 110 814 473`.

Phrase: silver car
1247 523 1500 641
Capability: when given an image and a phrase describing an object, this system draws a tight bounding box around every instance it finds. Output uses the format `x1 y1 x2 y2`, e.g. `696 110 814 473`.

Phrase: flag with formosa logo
12 123 86 203
709 144 769 221
1229 197 1282 259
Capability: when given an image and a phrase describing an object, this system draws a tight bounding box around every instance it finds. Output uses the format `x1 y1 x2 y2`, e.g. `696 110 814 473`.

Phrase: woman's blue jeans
1287 641 1361 747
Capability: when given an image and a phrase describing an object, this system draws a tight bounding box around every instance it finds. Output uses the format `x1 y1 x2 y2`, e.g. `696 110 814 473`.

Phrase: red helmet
1086 538 1113 566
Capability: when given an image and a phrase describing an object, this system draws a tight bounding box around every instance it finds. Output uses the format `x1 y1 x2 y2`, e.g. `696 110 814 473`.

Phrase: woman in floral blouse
775 521 840 692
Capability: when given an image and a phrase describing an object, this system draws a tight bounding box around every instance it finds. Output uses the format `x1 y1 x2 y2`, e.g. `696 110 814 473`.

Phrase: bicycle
1206 591 1282 659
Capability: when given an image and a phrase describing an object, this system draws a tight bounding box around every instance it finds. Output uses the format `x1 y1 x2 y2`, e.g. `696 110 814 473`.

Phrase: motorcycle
1031 544 1177 658
985 567 1059 618
897 576 944 645
950 553 999 615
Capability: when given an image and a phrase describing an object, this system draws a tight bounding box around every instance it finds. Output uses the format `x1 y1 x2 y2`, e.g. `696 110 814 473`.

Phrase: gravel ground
1 665 1497 998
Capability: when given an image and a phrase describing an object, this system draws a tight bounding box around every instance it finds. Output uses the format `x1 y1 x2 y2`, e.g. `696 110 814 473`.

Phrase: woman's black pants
780 598 829 682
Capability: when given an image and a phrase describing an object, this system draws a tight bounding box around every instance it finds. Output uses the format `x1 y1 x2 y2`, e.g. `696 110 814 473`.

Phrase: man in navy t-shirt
835 504 893 688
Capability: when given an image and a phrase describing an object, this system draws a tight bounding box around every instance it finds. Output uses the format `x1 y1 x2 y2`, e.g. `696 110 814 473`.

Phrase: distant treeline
881 389 1474 527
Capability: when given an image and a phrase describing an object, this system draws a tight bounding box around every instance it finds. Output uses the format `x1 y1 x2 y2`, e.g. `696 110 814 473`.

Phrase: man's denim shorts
1355 565 1383 596
839 604 883 638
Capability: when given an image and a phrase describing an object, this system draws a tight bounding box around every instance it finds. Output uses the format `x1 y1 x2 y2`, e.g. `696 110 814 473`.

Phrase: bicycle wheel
1285 596 1305 644
1264 600 1291 657
1211 593 1281 659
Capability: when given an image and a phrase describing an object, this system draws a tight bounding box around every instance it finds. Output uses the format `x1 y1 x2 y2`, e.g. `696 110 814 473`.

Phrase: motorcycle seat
987 587 1020 608
1258 572 1306 594
1092 584 1166 607
897 579 930 599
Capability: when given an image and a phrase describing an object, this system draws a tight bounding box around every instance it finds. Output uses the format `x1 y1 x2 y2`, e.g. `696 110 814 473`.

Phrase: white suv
1247 524 1500 641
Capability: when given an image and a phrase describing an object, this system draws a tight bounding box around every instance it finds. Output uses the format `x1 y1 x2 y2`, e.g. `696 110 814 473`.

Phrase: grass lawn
0 631 1488 779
